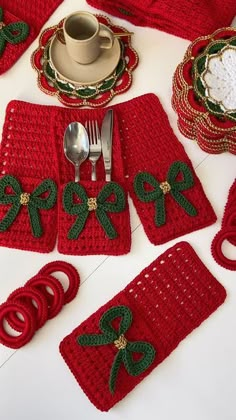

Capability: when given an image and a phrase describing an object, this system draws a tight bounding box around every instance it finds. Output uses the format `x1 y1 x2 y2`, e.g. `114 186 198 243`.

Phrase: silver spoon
64 122 89 182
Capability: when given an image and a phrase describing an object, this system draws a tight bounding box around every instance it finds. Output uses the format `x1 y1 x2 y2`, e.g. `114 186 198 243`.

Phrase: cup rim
63 11 99 43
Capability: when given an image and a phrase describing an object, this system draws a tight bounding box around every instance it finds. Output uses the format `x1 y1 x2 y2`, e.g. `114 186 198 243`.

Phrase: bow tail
171 190 197 217
155 195 166 226
96 209 118 239
0 202 21 232
109 350 123 394
67 211 88 240
28 205 43 237
0 35 6 56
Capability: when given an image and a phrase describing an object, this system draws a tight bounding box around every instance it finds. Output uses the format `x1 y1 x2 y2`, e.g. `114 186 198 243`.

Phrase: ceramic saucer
49 24 121 86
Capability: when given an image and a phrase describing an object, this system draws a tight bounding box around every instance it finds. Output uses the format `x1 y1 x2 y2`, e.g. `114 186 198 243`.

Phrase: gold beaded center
0 22 5 30
20 192 30 205
87 197 97 211
159 181 171 194
114 334 128 350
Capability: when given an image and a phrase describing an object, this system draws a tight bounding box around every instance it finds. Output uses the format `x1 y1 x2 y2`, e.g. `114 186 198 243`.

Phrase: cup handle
98 28 114 49
56 28 66 44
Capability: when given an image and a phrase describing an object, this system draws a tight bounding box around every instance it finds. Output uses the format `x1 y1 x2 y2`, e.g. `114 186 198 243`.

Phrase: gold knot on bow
114 334 128 350
0 21 5 30
87 197 97 211
20 192 30 205
159 181 171 194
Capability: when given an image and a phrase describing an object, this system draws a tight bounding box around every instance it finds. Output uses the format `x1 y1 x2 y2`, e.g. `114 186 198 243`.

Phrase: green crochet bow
0 7 29 56
78 305 156 394
0 175 57 237
63 182 126 240
134 161 197 226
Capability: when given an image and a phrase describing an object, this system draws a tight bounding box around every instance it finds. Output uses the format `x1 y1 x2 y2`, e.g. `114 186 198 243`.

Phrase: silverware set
63 110 113 182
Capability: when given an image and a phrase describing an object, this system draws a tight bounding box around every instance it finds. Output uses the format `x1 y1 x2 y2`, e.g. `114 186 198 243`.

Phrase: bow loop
78 305 156 394
0 7 29 56
0 175 57 237
134 161 197 226
63 182 126 240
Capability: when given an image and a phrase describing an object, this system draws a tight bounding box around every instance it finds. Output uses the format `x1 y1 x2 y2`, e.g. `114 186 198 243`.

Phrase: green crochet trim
78 305 156 394
0 175 57 237
134 161 197 227
63 182 126 240
0 7 29 56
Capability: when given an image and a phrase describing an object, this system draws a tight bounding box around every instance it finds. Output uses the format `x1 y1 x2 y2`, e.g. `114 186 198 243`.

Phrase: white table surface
0 1 236 419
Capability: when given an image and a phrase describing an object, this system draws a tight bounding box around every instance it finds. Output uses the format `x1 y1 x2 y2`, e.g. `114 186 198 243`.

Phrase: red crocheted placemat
0 94 216 253
0 0 63 75
86 0 236 41
60 241 226 411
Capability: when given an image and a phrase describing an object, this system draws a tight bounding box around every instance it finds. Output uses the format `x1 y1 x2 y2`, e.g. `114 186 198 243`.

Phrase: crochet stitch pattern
78 305 156 394
134 161 197 227
0 175 57 238
86 0 236 41
0 0 63 74
60 241 226 411
0 7 29 56
0 94 215 253
63 182 126 239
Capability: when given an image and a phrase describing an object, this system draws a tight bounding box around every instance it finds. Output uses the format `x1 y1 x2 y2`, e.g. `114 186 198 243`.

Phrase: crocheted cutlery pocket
60 241 226 411
58 180 131 255
0 175 58 253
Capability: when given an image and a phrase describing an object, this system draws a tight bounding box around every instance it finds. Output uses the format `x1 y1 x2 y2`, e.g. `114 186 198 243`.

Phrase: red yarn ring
0 302 36 349
222 210 236 246
211 229 236 271
39 261 80 304
6 286 49 331
26 274 64 319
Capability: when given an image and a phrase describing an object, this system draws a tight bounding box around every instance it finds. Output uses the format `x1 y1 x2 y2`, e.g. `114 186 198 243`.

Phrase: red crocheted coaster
60 241 226 411
0 94 215 253
211 179 236 270
86 0 236 41
0 0 63 75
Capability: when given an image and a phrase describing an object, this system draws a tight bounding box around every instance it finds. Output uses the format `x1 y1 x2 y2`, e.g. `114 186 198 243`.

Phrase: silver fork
85 120 102 181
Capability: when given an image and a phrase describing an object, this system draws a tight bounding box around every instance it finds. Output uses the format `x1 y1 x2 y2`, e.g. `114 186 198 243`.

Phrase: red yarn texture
211 179 236 270
0 94 215 253
0 0 63 75
60 241 226 411
86 0 236 41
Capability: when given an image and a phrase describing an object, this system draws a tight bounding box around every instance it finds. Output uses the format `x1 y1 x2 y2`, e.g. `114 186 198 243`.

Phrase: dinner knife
101 109 113 182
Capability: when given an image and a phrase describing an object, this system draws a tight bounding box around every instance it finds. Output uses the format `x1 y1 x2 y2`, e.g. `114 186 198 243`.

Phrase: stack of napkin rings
60 241 226 411
211 180 236 270
172 27 236 155
0 261 80 349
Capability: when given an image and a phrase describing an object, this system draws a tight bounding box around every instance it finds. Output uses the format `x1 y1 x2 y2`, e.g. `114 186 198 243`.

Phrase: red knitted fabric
0 0 63 75
211 179 236 270
86 0 236 41
59 241 226 411
0 94 215 253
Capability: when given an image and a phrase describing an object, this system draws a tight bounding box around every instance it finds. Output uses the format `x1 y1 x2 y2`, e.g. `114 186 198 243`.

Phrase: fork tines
85 120 102 181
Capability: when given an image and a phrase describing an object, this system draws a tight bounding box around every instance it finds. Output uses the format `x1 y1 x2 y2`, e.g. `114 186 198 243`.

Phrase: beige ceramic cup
62 11 114 64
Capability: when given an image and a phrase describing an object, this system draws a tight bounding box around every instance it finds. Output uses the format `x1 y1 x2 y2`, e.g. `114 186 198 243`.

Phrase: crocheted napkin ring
60 241 226 411
63 181 126 239
0 261 80 349
0 7 29 56
134 161 197 226
0 175 57 237
211 179 236 270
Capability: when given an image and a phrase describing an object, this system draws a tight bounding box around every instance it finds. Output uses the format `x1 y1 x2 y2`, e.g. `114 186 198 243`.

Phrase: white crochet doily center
202 46 236 112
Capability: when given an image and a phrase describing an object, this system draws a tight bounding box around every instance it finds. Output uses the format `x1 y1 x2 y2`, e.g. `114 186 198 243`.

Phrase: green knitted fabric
0 7 29 56
63 182 126 240
78 305 156 394
134 161 197 226
0 175 57 237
